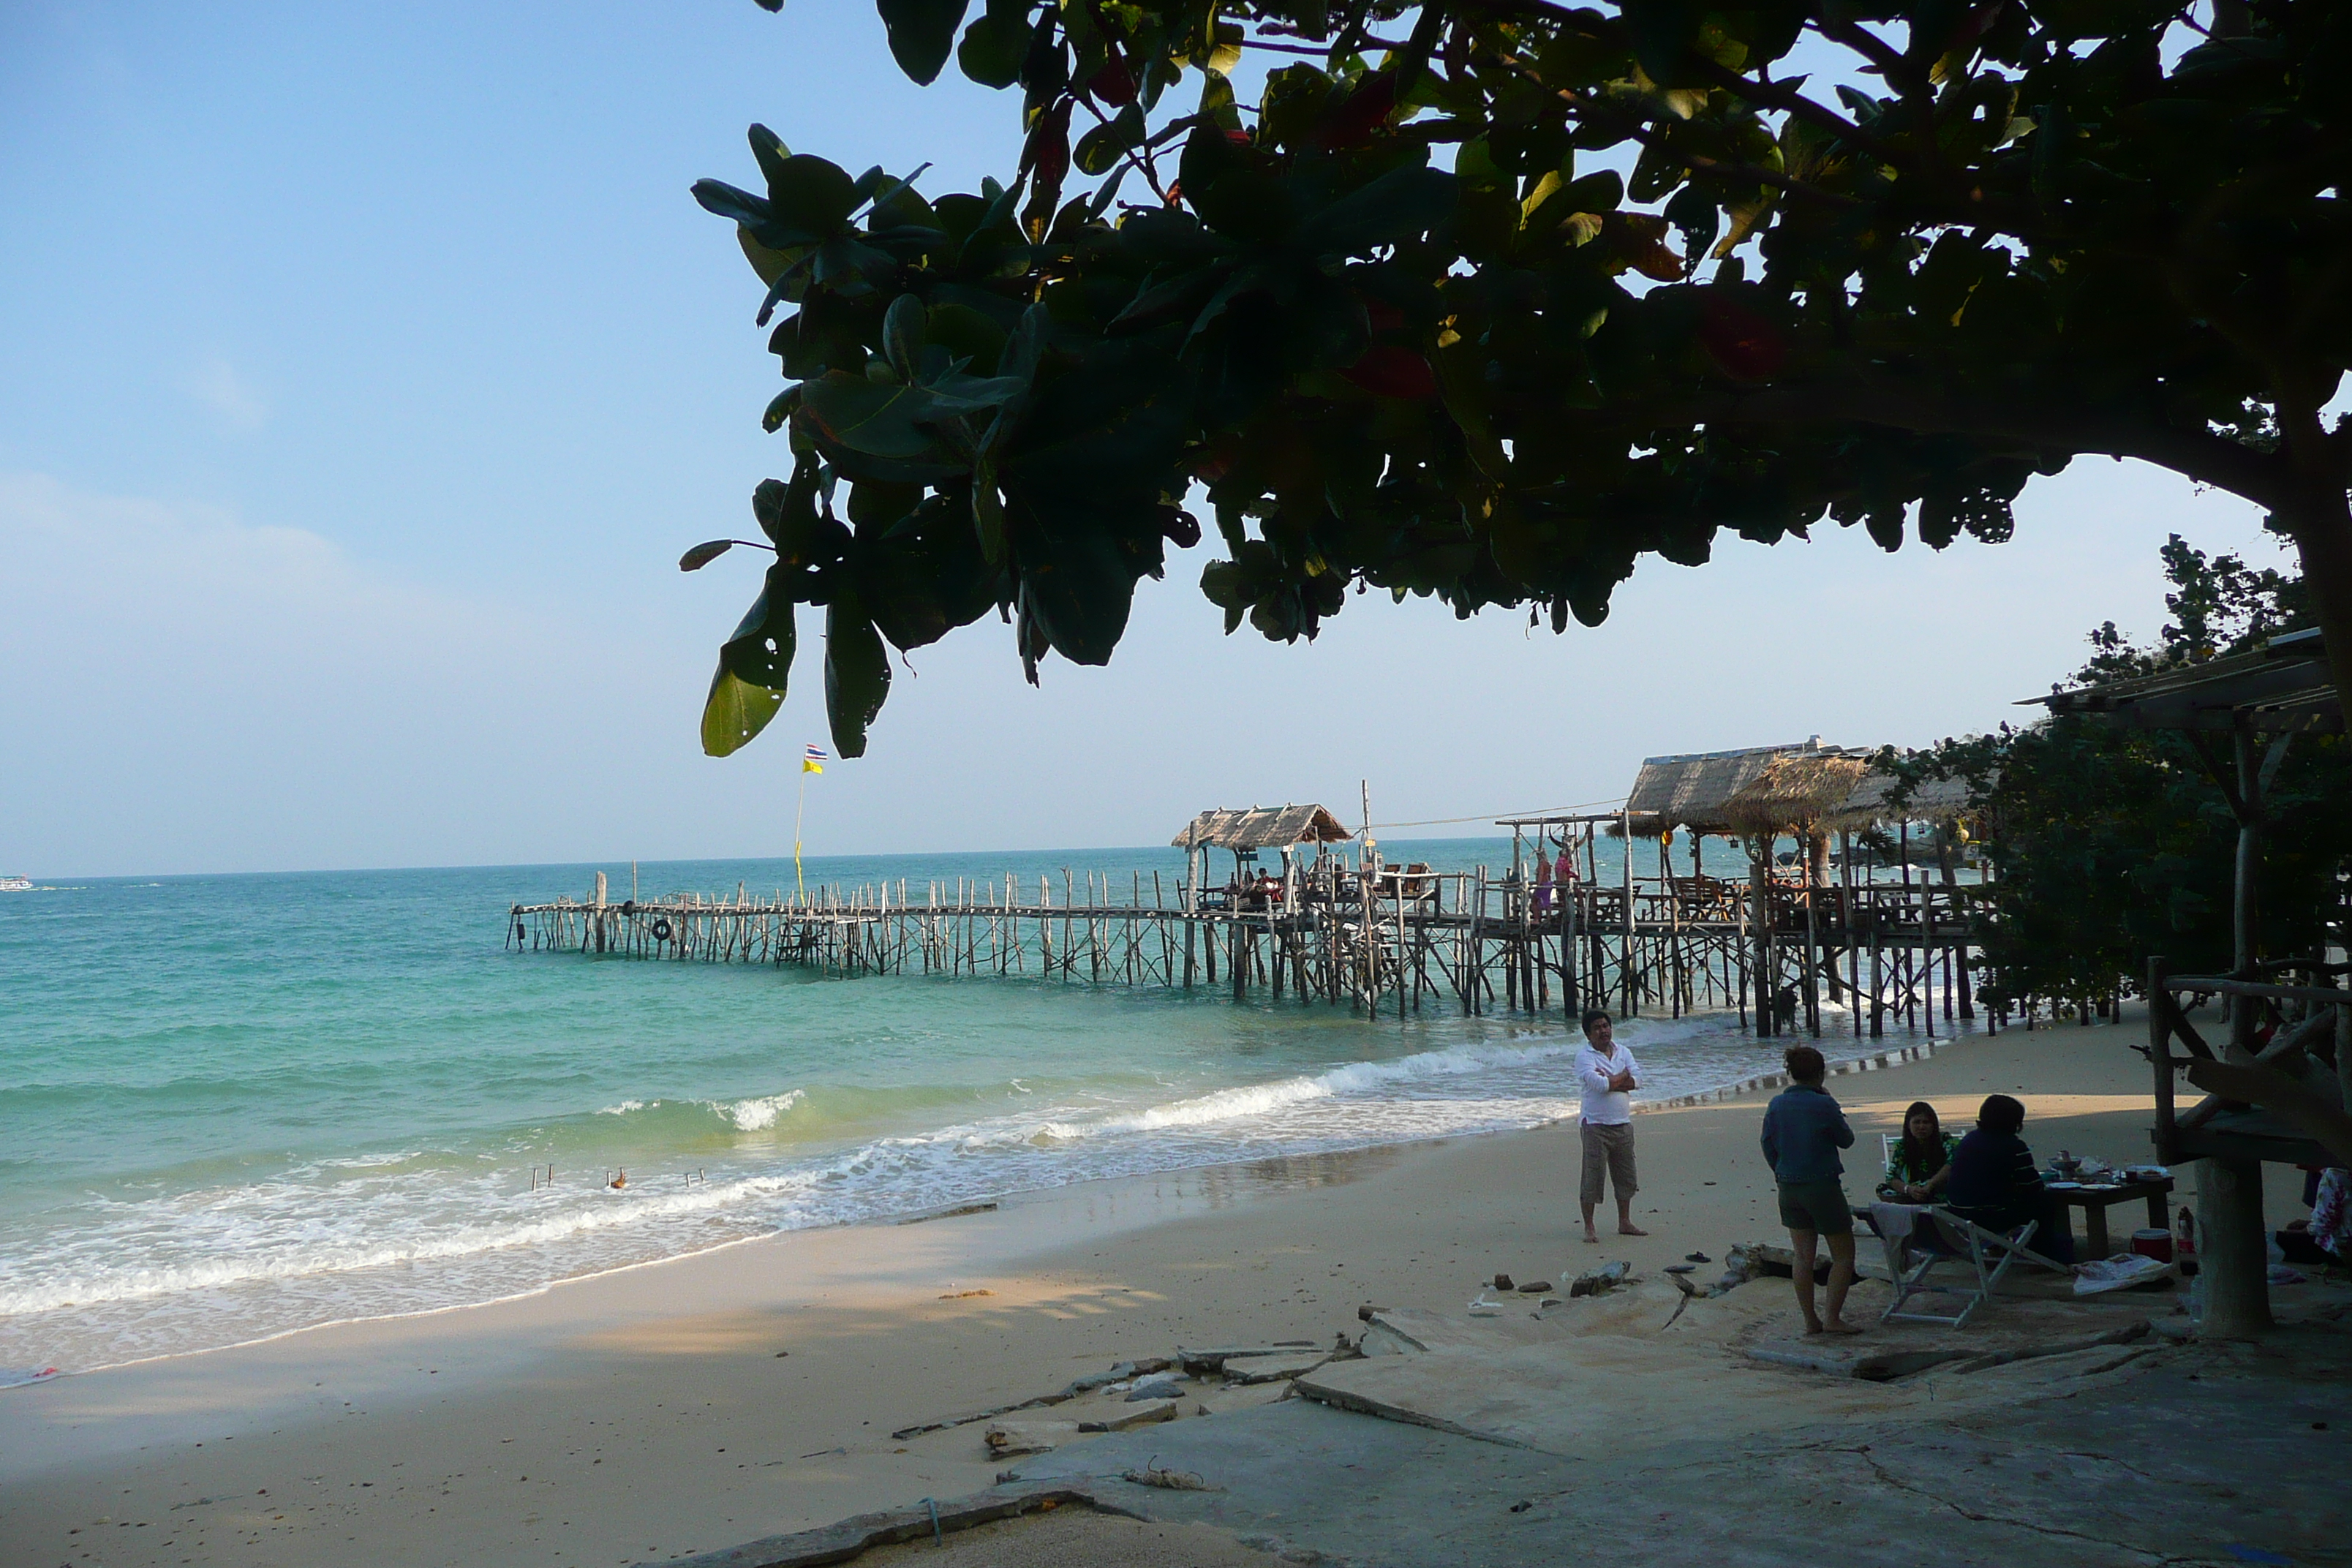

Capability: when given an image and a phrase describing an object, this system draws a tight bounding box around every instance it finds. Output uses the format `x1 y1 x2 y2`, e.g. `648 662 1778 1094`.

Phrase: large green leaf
1294 165 1457 256
878 0 970 86
823 600 892 757
720 563 798 688
1074 104 1146 176
957 8 1028 88
766 155 859 238
701 665 785 758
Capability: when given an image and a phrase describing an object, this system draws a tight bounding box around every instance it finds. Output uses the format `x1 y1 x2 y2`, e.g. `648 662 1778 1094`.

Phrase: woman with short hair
1944 1094 2075 1264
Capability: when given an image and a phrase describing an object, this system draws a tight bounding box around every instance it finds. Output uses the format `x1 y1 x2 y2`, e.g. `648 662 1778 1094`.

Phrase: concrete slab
1217 1349 1333 1384
1009 1333 2349 1568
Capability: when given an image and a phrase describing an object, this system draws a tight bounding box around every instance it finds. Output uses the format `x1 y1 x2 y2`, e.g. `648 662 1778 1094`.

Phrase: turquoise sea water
2 837 1808 1373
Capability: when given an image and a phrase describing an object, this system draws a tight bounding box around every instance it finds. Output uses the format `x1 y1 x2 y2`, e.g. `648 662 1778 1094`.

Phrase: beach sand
0 1013 2309 1568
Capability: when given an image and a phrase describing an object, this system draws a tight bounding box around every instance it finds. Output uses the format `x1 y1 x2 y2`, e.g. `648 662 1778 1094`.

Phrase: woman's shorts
1777 1178 1853 1235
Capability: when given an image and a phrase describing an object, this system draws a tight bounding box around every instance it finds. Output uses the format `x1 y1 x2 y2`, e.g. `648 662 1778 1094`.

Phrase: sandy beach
1 1014 2309 1568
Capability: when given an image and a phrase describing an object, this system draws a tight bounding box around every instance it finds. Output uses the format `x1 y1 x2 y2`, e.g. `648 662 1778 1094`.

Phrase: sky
0 1 2299 878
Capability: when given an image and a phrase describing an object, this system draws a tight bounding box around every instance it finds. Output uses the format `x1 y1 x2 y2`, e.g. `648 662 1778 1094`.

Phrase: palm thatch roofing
1721 753 1873 836
1172 804 1353 851
1825 770 1978 830
1623 742 1850 837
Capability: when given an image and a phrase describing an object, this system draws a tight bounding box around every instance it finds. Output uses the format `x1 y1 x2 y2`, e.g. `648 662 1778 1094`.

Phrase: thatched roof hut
1825 770 1977 831
1720 753 1872 837
1172 804 1352 852
1622 742 1852 837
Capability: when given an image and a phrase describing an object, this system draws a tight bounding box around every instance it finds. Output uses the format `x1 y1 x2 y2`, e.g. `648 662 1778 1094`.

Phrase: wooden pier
508 843 1991 1041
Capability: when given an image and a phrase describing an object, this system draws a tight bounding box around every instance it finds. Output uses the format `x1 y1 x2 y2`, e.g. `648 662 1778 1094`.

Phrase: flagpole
794 766 807 901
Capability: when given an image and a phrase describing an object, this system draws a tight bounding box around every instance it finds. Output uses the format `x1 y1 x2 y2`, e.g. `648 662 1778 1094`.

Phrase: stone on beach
1569 1260 1632 1297
1077 1401 1180 1434
1124 1377 1185 1402
1217 1349 1332 1384
984 1420 1079 1458
1177 1343 1318 1376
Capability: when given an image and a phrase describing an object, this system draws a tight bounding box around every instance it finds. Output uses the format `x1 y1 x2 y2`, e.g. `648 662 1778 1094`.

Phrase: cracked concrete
995 1306 2352 1567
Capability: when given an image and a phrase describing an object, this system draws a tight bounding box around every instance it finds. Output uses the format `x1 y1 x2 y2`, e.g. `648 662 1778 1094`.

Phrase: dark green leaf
878 0 970 86
1074 104 1145 176
766 155 859 237
823 599 892 756
720 563 799 688
679 539 735 571
958 10 1028 88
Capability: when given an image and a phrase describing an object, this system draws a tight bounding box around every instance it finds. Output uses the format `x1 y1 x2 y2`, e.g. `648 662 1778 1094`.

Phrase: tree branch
1637 377 2296 510
1491 54 1869 210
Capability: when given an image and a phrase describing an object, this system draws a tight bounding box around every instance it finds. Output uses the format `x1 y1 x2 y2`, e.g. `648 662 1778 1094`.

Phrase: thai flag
804 745 829 762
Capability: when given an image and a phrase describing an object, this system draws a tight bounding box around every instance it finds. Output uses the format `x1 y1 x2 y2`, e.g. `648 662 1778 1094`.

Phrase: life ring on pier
651 918 674 941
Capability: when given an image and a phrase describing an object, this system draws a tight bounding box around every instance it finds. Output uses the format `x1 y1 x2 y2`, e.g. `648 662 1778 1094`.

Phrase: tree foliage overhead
1880 536 2350 1011
680 0 2352 756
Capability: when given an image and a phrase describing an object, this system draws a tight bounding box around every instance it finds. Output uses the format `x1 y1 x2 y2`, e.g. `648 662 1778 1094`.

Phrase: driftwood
887 1359 1173 1441
649 1483 1109 1568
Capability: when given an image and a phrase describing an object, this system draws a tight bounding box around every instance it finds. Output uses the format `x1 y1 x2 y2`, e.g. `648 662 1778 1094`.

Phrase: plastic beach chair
1880 1209 2068 1329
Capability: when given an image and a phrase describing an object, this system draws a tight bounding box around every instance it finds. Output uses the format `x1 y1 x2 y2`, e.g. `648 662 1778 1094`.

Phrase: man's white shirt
1575 1043 1640 1126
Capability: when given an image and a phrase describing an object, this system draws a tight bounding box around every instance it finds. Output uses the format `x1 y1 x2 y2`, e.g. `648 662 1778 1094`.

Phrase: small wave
596 1099 652 1116
0 1166 833 1319
1115 1036 1583 1131
717 1089 805 1131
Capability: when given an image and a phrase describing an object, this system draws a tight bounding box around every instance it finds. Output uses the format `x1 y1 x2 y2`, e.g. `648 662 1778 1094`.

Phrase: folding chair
1880 1208 2068 1328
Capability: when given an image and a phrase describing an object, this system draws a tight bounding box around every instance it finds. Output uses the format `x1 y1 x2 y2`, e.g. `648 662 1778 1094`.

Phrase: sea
2 837 1841 1375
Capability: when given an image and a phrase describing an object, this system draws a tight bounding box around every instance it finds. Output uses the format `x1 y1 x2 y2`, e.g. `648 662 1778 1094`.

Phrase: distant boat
0 875 31 892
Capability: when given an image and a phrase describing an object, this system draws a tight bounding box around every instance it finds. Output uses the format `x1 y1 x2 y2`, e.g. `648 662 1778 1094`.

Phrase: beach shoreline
4 1011 1929 1382
1 1014 2301 1568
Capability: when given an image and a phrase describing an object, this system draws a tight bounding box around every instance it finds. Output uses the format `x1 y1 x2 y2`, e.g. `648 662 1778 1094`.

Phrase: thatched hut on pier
1172 804 1352 893
1622 742 1869 870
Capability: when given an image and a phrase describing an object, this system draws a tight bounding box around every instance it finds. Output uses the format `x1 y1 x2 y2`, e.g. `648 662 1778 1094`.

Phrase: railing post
2148 956 2174 1159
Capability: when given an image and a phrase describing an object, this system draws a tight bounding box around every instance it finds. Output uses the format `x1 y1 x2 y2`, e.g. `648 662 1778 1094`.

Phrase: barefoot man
1759 1045 1861 1335
1575 1009 1647 1244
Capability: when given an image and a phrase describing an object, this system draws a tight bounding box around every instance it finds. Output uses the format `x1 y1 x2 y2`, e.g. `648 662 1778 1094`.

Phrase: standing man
1759 1045 1862 1335
1575 1009 1647 1243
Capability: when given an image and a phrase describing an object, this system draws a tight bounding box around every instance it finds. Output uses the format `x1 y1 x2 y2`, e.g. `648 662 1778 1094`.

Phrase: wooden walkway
510 864 1989 1041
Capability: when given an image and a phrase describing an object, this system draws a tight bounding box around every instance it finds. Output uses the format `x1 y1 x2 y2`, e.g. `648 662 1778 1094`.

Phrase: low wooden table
2049 1176 2175 1257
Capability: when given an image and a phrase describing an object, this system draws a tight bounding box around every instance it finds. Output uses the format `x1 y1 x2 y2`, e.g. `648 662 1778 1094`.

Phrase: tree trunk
2195 1157 2273 1341
2277 437 2352 709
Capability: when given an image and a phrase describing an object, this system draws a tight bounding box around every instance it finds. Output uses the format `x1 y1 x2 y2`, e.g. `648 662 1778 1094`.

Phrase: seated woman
1942 1094 2075 1263
1878 1101 1959 1203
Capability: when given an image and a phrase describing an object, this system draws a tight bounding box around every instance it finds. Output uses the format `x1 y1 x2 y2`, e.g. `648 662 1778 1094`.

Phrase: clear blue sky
1 1 2293 877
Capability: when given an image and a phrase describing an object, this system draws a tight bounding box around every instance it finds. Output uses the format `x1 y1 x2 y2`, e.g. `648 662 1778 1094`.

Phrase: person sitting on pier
1943 1095 2075 1264
1574 1009 1646 1244
1877 1101 1959 1203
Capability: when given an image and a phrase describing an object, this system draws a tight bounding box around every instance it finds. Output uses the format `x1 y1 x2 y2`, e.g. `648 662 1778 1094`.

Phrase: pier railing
511 864 1988 1041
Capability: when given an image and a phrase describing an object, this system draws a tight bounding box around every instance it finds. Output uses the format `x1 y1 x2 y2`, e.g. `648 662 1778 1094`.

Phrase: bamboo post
1803 864 1822 1038
1562 847 1580 1017
1619 811 1635 1017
